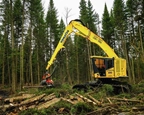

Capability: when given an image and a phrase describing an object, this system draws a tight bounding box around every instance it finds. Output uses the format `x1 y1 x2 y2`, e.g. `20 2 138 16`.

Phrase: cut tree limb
107 97 112 104
61 97 75 104
110 97 142 103
87 95 102 106
75 93 97 106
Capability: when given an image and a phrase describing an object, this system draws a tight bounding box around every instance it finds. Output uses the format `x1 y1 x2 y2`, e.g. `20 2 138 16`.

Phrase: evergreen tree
46 0 59 48
102 3 112 46
56 19 66 83
45 0 59 72
113 0 126 30
109 9 116 48
27 0 46 84
126 0 138 36
86 0 100 81
78 0 89 82
79 0 88 24
32 0 46 84
0 0 16 91
113 0 127 57
13 0 23 86
87 0 97 33
13 0 22 43
125 0 139 83
78 0 99 82
113 0 133 83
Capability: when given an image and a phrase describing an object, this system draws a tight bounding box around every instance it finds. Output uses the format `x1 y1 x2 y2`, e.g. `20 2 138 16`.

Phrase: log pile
0 92 144 115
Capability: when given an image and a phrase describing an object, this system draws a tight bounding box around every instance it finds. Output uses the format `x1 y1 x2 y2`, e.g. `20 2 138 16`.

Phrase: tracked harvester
44 19 131 93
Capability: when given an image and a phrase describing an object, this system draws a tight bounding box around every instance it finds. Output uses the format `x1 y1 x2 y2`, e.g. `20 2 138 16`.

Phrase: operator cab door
91 57 114 78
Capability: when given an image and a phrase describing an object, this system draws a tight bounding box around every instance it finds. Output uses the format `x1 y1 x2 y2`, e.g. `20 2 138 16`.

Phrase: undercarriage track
72 79 131 94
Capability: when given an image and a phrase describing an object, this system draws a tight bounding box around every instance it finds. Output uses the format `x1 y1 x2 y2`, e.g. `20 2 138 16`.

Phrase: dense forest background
0 0 144 93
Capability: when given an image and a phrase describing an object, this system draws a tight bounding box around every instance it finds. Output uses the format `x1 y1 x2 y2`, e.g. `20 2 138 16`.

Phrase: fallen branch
87 94 102 106
87 106 117 115
75 93 97 106
110 97 142 103
107 97 112 104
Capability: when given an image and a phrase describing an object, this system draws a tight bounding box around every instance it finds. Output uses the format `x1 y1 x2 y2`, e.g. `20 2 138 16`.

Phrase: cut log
28 104 36 109
41 93 56 102
20 93 46 105
0 104 13 112
61 97 75 104
132 106 144 112
23 86 45 89
1 103 19 113
4 94 34 103
37 98 61 110
19 105 27 111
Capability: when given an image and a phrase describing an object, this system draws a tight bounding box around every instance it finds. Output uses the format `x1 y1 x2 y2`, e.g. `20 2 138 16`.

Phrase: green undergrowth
18 82 144 114
22 83 74 97
132 80 144 94
19 101 94 115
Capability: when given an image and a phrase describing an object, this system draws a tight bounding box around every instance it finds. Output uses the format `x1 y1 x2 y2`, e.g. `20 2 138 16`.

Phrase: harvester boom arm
46 19 118 71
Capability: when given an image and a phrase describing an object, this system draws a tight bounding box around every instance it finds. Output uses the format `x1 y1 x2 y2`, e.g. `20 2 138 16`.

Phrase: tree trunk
10 0 16 93
87 40 92 81
131 57 135 84
29 23 33 85
65 49 72 85
2 50 5 86
30 37 33 85
20 0 25 90
76 39 79 84
2 31 5 86
37 47 40 83
138 21 144 62
122 36 132 83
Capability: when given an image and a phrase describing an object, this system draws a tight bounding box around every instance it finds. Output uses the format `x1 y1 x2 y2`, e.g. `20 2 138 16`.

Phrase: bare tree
63 7 72 25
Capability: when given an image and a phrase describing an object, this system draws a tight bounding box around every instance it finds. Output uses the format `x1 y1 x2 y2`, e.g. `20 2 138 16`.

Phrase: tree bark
65 48 72 85
20 0 25 90
76 37 79 84
10 0 16 93
29 24 33 85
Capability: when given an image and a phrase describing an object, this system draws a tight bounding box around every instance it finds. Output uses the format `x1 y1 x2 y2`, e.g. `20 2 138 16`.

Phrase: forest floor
0 81 144 115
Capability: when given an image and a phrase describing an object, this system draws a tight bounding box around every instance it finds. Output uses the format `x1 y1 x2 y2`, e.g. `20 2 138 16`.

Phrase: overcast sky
42 0 115 24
